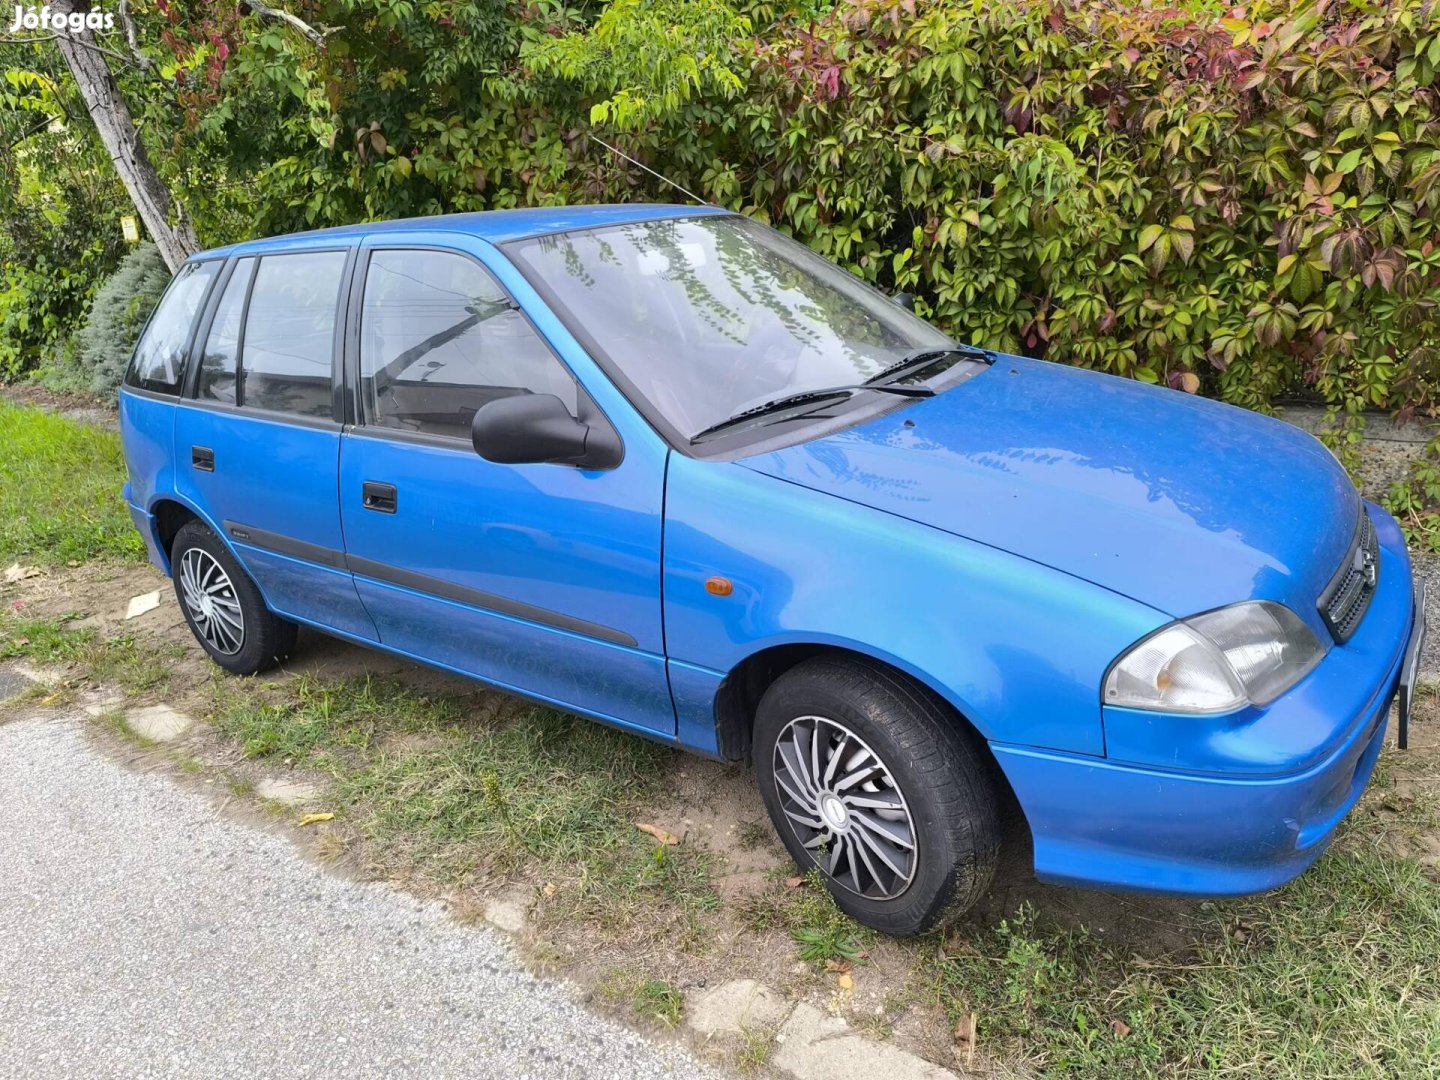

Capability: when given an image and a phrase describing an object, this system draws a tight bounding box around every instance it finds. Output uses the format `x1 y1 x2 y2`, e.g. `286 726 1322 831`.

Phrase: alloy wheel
179 548 245 655
771 715 917 899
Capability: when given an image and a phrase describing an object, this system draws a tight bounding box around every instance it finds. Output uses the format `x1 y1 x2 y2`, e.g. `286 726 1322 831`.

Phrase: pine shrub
68 243 171 399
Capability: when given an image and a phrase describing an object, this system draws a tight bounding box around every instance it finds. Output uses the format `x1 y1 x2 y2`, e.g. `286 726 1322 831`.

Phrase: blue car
118 204 1426 935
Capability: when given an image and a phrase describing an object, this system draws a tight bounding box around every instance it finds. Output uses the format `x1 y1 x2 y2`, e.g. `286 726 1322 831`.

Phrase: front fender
662 456 1167 757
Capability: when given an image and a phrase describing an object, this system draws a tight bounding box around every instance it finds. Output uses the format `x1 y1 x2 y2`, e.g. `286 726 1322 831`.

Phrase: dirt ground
0 382 117 430
5 558 1438 1075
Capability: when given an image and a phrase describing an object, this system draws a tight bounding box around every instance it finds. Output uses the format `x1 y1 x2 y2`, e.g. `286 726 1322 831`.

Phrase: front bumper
994 503 1419 897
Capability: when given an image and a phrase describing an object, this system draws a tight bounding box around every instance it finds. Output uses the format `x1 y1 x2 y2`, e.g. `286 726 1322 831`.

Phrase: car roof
193 203 732 261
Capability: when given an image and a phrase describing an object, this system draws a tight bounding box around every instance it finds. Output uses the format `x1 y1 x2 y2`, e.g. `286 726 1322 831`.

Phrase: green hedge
247 0 1439 431
528 0 1440 533
18 0 1440 446
668 0 1440 429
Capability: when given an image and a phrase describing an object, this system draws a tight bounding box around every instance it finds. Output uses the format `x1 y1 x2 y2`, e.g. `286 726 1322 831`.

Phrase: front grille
1319 511 1379 643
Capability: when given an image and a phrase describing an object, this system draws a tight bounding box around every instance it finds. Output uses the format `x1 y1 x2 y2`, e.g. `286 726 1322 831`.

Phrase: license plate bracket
1398 581 1428 750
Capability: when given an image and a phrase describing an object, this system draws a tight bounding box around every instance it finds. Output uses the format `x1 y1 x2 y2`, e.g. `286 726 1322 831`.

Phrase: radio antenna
591 135 710 207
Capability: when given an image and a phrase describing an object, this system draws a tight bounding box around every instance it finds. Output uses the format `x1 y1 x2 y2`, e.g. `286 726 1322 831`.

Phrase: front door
336 237 674 735
174 245 376 641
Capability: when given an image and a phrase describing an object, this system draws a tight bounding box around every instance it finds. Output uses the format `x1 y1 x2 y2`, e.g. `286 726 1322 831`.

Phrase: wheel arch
149 498 200 570
144 494 246 584
712 641 1022 821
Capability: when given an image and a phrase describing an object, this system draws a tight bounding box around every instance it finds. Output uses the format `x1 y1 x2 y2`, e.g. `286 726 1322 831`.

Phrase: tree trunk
50 1 198 272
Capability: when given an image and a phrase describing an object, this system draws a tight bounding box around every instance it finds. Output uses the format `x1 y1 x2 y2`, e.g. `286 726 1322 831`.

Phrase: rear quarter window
124 260 221 396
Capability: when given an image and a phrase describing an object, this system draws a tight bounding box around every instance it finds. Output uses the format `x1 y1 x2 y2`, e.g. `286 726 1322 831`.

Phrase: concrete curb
686 978 960 1080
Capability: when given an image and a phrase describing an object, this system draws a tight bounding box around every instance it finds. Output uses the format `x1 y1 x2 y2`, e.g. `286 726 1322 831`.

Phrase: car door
336 234 675 736
173 243 377 641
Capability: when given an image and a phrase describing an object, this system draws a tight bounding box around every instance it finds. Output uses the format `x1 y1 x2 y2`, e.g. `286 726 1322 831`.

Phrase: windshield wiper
689 382 932 445
864 344 995 389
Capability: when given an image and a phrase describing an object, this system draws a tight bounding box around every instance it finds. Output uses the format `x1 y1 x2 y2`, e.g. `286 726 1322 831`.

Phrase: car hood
739 356 1360 620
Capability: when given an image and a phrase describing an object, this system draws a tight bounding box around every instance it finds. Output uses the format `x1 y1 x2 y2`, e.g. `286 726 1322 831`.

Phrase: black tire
754 656 1000 935
170 520 297 676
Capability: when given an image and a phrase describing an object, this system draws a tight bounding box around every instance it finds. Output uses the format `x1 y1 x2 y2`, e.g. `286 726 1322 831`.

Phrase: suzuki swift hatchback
119 205 1426 935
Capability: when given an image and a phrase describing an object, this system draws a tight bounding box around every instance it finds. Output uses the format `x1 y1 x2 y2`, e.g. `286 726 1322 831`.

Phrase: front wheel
754 656 1001 935
170 520 297 676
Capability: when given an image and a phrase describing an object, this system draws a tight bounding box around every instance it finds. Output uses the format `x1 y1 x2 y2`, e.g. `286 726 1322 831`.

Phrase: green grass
212 674 669 866
736 1026 777 1075
209 674 461 760
0 399 143 565
209 672 722 944
929 842 1440 1078
0 613 95 663
741 867 873 958
598 970 685 1029
340 704 667 869
0 613 175 697
632 979 685 1028
792 923 865 966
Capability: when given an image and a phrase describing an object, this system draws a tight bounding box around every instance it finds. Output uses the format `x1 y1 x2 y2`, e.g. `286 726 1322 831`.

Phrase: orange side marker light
705 576 734 597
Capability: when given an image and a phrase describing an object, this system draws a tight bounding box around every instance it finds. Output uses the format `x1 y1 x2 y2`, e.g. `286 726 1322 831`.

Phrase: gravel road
0 715 716 1080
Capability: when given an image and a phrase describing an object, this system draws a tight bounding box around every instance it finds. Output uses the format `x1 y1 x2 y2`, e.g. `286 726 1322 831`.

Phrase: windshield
507 214 953 441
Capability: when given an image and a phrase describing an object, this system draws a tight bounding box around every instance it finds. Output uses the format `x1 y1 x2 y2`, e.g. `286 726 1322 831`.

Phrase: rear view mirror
891 292 917 312
472 393 618 468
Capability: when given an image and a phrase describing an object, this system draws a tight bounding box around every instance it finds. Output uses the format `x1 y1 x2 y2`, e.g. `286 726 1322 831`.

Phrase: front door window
359 248 577 441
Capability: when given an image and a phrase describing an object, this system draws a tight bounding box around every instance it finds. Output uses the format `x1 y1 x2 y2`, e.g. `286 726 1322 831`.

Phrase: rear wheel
754 656 1000 935
170 520 297 675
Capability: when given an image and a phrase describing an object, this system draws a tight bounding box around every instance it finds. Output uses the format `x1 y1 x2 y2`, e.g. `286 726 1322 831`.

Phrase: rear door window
358 248 577 441
238 251 347 419
124 260 221 395
196 257 256 405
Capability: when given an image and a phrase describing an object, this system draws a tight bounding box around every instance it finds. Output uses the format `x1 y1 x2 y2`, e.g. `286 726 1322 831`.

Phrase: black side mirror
891 292 917 312
471 393 620 469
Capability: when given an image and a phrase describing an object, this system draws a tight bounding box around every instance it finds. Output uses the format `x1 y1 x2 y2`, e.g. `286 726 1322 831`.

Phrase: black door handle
362 481 397 514
192 446 215 472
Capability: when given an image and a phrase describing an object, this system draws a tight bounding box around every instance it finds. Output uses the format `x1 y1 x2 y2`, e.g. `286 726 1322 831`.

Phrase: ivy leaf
1137 224 1165 252
1290 262 1321 303
1335 149 1363 175
1171 230 1195 264
1146 232 1172 275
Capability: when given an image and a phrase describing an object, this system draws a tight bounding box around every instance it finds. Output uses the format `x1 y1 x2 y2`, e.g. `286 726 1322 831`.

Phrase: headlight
1104 602 1326 713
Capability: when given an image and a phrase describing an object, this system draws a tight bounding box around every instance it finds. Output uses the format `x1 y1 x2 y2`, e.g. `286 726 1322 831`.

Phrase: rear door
173 242 376 641
336 233 674 735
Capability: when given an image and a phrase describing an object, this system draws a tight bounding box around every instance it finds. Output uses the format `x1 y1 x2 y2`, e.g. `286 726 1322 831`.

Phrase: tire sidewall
754 665 992 935
170 522 278 675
